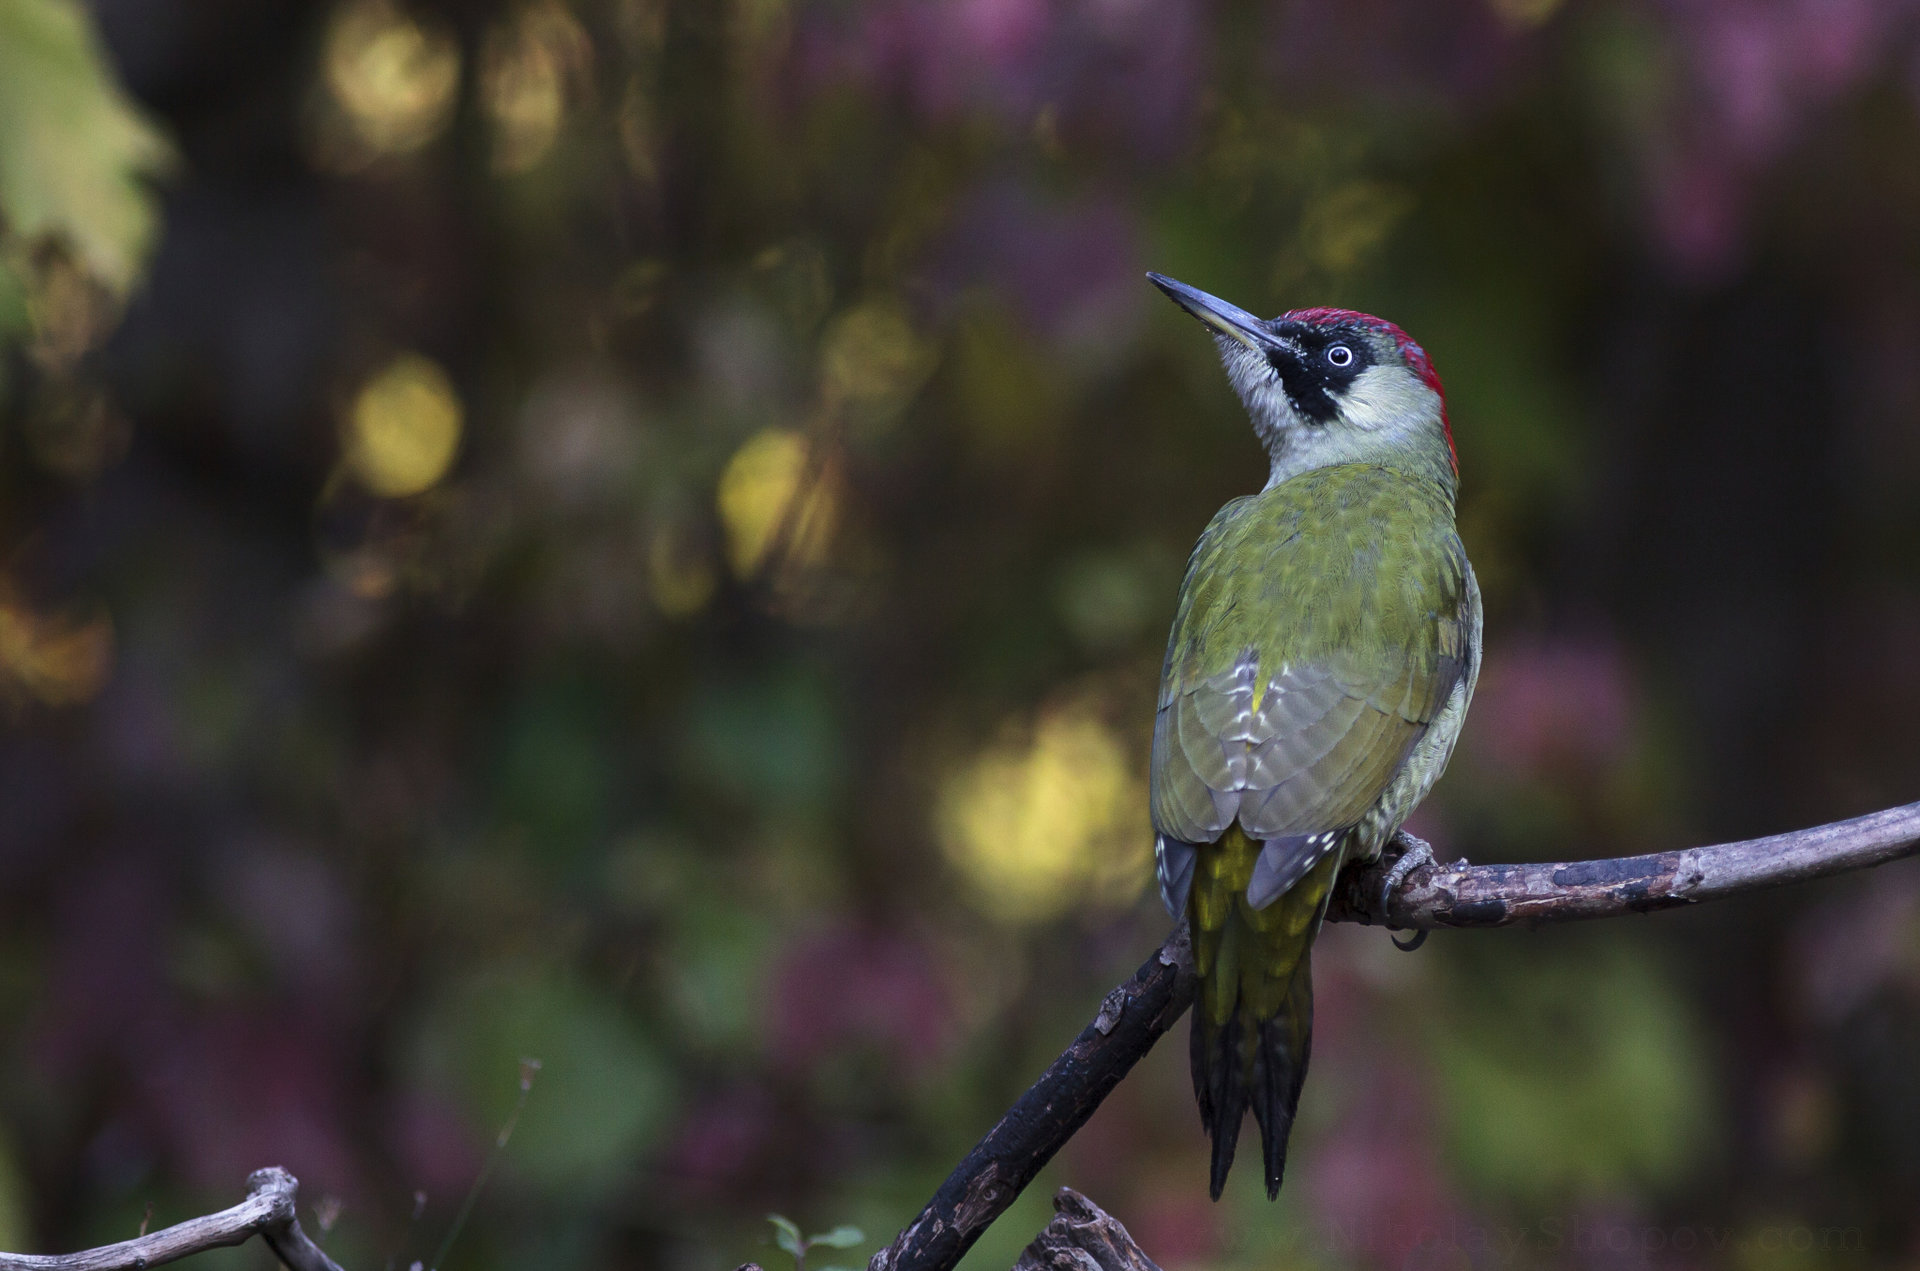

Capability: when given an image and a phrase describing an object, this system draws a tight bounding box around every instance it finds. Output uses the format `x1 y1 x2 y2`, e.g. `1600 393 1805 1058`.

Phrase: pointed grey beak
1147 273 1271 353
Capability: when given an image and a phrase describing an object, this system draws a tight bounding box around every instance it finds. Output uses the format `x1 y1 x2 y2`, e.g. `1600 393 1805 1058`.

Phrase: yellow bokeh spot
820 300 935 435
324 0 460 156
345 353 464 497
936 700 1150 923
0 596 113 707
482 3 590 175
715 428 836 579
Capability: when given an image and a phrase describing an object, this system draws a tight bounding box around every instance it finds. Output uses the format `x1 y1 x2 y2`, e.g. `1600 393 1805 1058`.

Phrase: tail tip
1206 1119 1239 1202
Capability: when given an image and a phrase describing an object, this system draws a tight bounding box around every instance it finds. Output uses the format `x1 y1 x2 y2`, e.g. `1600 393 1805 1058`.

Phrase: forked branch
0 1168 343 1271
1013 1189 1161 1271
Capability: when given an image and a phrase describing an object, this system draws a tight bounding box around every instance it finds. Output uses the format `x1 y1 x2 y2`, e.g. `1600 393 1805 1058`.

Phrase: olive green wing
1150 472 1472 911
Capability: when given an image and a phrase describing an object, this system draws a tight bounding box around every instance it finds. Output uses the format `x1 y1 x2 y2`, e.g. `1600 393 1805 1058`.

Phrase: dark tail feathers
1191 949 1315 1201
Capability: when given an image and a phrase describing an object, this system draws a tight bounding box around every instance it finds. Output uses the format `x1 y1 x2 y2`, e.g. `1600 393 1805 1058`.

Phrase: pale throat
1259 377 1455 494
1221 345 1454 494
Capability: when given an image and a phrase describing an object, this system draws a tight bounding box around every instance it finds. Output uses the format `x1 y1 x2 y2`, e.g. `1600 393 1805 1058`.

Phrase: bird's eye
1326 344 1355 369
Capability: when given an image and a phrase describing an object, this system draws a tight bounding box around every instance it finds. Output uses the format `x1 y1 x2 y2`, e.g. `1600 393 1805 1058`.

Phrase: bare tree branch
872 798 1920 1271
1012 1190 1161 1271
866 930 1195 1271
0 1168 344 1271
1329 799 1920 930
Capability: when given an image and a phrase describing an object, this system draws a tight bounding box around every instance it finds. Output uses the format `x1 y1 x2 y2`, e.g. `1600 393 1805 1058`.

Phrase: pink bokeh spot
389 1088 487 1203
1648 151 1748 284
931 181 1141 348
1675 0 1893 159
1122 1189 1221 1267
661 1083 779 1198
766 925 955 1076
1467 629 1637 780
955 0 1049 67
789 0 1203 157
142 1009 360 1200
1310 1065 1460 1271
1650 0 1920 277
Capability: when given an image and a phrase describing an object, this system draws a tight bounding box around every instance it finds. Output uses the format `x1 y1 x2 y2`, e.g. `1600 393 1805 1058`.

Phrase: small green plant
765 1214 865 1271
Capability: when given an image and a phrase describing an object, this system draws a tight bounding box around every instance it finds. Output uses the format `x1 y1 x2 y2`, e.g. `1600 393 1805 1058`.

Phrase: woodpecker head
1148 273 1455 492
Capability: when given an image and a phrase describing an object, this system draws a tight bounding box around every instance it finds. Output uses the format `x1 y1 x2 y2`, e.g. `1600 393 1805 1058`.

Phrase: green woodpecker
1146 274 1481 1200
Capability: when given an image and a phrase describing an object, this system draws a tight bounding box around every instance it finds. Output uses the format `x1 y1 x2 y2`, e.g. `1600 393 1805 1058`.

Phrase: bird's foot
1377 833 1433 912
1380 833 1434 952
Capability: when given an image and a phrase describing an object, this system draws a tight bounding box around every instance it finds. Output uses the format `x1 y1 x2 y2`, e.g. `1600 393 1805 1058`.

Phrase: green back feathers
1151 463 1472 848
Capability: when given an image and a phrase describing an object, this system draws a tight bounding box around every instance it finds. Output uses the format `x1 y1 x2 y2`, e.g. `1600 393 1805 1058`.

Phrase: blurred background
3 0 1920 1268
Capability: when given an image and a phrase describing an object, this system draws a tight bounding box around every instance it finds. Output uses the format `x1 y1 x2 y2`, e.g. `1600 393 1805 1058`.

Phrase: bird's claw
1379 833 1434 952
1377 833 1433 912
